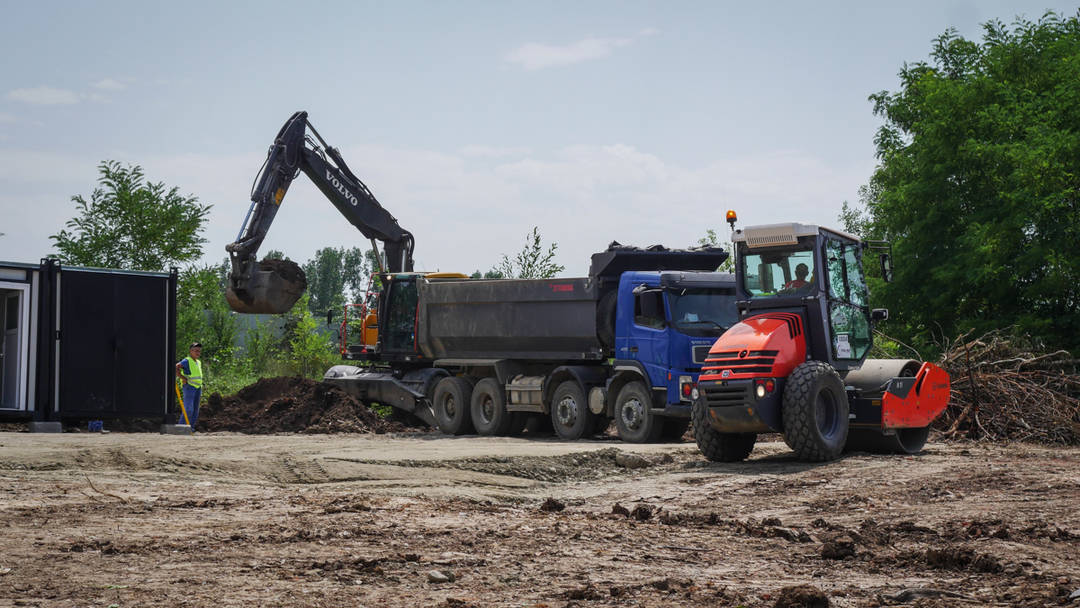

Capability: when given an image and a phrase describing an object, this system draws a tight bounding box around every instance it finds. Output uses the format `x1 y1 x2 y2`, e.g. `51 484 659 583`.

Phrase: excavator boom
225 111 414 314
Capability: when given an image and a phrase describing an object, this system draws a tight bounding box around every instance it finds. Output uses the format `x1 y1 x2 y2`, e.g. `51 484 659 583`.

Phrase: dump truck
691 213 951 461
225 111 738 441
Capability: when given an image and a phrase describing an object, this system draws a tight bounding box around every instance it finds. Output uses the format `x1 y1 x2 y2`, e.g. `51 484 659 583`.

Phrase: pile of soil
200 376 422 434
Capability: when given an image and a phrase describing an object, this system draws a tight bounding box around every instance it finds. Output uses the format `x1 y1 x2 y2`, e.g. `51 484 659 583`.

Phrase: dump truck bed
416 277 602 361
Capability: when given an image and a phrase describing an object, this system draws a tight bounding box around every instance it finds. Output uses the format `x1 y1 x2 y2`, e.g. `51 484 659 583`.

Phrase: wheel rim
443 394 457 419
556 396 578 427
814 388 839 438
479 395 495 425
620 397 645 431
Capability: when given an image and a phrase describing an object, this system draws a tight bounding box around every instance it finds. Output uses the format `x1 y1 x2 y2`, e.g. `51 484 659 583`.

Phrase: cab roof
732 222 860 248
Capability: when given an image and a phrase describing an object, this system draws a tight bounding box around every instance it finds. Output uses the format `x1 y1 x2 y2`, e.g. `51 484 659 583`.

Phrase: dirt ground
0 431 1077 608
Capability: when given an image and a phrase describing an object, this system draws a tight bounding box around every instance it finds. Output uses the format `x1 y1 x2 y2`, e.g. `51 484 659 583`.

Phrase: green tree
494 226 565 279
51 161 211 271
303 246 370 316
854 12 1080 353
696 229 735 272
284 293 338 378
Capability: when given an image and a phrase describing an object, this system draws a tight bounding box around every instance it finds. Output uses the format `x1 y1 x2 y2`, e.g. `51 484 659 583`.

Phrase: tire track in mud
274 455 332 484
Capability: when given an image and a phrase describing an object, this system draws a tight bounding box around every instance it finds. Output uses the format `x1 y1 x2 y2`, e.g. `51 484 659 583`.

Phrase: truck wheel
470 378 514 436
433 377 475 435
614 381 663 443
661 417 691 442
550 380 595 440
691 397 756 461
781 361 848 461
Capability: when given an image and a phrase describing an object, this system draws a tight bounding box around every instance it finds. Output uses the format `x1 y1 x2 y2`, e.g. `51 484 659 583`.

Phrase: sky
0 1 1074 277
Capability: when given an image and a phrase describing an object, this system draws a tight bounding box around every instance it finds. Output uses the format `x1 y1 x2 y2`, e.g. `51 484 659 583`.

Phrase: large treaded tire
614 381 663 443
433 377 475 436
470 378 514 436
781 361 848 461
550 380 595 440
691 396 756 461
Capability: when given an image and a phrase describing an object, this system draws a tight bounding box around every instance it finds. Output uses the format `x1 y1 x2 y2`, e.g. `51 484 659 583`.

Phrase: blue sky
1 1 1074 275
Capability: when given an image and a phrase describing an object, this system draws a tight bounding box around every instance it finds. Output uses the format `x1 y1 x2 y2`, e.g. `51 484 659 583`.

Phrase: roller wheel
661 417 691 442
691 395 756 461
844 361 928 454
470 378 514 436
432 377 475 435
846 426 930 454
550 380 595 440
614 381 663 443
781 361 848 461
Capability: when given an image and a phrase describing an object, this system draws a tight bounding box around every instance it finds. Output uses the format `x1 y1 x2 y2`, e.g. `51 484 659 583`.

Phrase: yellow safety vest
182 357 203 389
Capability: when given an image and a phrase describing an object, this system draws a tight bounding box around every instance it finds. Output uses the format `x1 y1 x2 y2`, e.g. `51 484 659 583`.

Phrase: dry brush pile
933 330 1080 445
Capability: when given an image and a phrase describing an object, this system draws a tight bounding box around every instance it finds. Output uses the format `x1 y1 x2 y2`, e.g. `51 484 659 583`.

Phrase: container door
112 273 168 416
58 270 169 418
58 271 117 415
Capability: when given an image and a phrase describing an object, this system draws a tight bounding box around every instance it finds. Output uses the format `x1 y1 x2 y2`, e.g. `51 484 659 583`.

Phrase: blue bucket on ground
88 420 104 432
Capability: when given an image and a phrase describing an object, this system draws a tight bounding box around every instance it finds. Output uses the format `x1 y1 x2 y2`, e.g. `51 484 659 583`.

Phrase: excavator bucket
225 258 307 314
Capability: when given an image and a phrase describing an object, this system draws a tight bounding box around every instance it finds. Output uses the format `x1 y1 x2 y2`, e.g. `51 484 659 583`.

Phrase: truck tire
433 377 475 436
661 417 691 442
691 397 756 461
781 361 848 461
614 381 663 443
550 380 595 440
596 291 618 350
470 378 514 436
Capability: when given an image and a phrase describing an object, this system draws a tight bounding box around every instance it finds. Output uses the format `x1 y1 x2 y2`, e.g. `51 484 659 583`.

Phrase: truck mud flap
880 362 950 429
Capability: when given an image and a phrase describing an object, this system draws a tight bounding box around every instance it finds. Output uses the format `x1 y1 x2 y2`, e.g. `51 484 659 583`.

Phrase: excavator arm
225 111 414 313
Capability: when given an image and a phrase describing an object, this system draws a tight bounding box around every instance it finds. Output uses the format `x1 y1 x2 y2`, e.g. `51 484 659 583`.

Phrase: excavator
225 110 414 315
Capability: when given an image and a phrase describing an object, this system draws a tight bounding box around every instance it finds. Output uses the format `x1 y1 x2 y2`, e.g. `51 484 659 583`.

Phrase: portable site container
0 259 177 425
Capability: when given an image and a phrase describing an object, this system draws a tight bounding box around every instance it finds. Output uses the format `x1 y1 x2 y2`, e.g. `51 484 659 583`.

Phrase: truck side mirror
879 254 893 283
871 308 889 322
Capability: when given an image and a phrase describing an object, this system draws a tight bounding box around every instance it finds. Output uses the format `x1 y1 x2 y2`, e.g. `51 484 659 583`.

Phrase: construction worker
175 342 205 428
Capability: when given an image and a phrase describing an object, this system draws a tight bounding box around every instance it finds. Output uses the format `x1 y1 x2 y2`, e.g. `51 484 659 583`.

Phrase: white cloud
7 86 80 105
91 78 126 91
505 36 634 70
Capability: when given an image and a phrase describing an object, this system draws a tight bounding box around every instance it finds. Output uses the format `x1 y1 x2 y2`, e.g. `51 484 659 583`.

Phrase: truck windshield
668 288 738 334
741 247 816 297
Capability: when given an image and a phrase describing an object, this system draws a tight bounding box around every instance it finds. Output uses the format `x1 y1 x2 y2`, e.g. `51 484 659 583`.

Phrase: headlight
691 387 700 400
755 384 766 399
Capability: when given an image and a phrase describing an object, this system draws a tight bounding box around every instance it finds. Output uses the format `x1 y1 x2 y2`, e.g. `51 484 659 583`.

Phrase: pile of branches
934 330 1080 445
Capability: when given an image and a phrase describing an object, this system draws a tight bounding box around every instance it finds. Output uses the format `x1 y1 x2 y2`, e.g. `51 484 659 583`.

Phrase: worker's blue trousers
181 384 201 428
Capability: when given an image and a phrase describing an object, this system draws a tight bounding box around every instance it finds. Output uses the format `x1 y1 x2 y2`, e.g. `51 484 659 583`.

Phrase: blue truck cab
606 270 738 442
